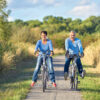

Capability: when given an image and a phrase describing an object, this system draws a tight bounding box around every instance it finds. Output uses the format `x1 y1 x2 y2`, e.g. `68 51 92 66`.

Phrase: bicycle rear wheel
70 76 74 89
74 74 78 90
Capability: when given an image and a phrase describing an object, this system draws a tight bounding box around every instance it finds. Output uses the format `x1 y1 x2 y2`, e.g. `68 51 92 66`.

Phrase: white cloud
7 0 61 9
8 16 14 21
54 2 62 7
28 0 39 4
28 0 57 5
28 0 55 5
79 0 91 5
70 2 100 18
43 0 55 5
6 0 12 5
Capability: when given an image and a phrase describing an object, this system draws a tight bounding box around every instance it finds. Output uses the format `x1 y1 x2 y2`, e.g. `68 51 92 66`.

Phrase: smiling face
70 31 76 40
41 32 47 41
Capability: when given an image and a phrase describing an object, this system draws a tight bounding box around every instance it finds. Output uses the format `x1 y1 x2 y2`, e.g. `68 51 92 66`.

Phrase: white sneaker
64 72 68 80
80 70 86 78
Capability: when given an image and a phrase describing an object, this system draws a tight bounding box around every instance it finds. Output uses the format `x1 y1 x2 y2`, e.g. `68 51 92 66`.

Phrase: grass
0 57 36 100
79 65 100 100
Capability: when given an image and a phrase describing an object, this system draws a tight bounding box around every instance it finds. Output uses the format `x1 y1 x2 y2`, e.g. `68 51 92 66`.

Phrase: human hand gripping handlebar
34 50 54 57
65 50 84 58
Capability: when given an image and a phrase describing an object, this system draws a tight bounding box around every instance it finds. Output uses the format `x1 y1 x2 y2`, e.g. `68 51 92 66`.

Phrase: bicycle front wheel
42 66 46 92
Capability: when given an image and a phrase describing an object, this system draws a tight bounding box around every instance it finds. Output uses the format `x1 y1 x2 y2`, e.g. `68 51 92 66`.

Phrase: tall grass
1 51 15 69
82 39 100 72
0 42 36 71
10 26 37 44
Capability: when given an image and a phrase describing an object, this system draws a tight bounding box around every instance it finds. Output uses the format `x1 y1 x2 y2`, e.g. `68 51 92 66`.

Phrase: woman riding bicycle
31 31 56 87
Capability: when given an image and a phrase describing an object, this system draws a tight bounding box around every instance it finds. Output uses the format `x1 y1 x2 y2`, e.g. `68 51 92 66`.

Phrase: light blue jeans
32 56 55 82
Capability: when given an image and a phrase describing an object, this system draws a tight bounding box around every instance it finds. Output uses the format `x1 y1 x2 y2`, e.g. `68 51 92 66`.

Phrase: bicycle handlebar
34 50 54 56
68 54 81 58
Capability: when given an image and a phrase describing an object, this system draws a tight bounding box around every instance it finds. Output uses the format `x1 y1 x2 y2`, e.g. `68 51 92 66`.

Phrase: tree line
9 15 100 35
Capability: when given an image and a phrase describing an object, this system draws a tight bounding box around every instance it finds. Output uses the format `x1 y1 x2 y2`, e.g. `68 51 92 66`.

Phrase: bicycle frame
40 53 49 92
69 54 80 90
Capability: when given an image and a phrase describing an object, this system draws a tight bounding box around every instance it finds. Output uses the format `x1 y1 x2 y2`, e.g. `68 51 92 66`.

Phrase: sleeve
34 40 40 52
78 40 83 54
65 39 69 51
49 40 53 51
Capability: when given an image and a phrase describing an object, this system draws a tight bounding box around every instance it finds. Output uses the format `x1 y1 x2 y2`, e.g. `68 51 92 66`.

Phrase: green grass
0 57 36 100
79 65 100 100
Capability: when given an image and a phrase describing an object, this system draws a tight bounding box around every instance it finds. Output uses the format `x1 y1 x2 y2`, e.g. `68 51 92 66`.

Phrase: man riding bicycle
64 30 85 80
31 31 56 87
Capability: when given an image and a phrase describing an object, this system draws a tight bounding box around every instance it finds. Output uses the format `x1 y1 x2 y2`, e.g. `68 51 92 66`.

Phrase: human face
41 33 47 41
70 32 75 40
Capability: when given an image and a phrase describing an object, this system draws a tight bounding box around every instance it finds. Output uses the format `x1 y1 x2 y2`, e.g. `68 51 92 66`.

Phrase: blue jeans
32 56 55 82
64 57 83 74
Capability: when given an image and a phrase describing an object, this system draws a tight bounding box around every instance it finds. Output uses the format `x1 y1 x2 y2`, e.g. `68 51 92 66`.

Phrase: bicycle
40 53 49 92
68 54 80 90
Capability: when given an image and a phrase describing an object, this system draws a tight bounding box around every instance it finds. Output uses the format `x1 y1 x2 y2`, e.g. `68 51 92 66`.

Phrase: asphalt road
25 55 82 100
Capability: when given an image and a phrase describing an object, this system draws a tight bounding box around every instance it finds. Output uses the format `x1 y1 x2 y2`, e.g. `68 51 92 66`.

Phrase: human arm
34 40 40 56
65 39 70 57
78 40 84 56
65 39 69 51
49 40 54 56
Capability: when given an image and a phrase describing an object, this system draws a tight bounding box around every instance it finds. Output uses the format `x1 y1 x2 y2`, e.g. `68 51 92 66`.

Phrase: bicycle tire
42 66 46 92
75 75 78 90
70 76 74 89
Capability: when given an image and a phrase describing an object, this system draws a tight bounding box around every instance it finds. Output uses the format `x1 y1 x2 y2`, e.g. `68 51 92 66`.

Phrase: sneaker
52 82 57 87
64 72 68 80
31 82 35 87
80 70 86 78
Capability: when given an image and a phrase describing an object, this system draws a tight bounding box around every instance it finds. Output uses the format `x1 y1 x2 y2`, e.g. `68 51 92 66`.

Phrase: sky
6 0 100 22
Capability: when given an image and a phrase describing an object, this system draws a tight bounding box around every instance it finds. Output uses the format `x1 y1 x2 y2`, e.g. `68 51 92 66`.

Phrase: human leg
32 56 42 82
46 57 55 83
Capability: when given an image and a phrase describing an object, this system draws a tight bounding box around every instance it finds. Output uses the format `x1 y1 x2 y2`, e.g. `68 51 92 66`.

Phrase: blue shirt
35 39 53 55
65 38 83 55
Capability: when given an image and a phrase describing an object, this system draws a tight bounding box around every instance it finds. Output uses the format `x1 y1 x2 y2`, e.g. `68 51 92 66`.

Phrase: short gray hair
70 30 76 34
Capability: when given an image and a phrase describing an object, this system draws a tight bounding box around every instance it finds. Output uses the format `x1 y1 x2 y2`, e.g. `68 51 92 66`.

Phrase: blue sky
7 0 100 22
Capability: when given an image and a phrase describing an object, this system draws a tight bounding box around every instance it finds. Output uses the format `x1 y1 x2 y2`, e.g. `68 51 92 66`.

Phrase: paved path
25 55 82 100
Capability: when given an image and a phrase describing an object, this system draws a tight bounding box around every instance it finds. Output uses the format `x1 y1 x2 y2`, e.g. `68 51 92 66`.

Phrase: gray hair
70 30 76 34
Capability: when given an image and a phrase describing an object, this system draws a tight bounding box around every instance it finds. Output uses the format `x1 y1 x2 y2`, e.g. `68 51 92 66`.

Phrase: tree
43 16 65 24
68 19 82 32
26 20 42 27
65 18 72 25
0 0 11 41
95 24 100 32
83 16 96 33
14 19 26 27
0 0 6 11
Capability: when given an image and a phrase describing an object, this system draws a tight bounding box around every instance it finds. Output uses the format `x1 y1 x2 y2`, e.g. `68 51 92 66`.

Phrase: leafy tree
43 16 65 24
95 24 100 32
83 16 96 33
0 0 11 41
26 20 42 27
65 18 72 25
68 18 82 32
78 24 87 35
14 19 28 27
95 16 100 25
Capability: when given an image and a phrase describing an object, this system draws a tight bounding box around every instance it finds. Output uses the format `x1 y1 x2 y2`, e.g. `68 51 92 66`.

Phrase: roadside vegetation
79 39 100 100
